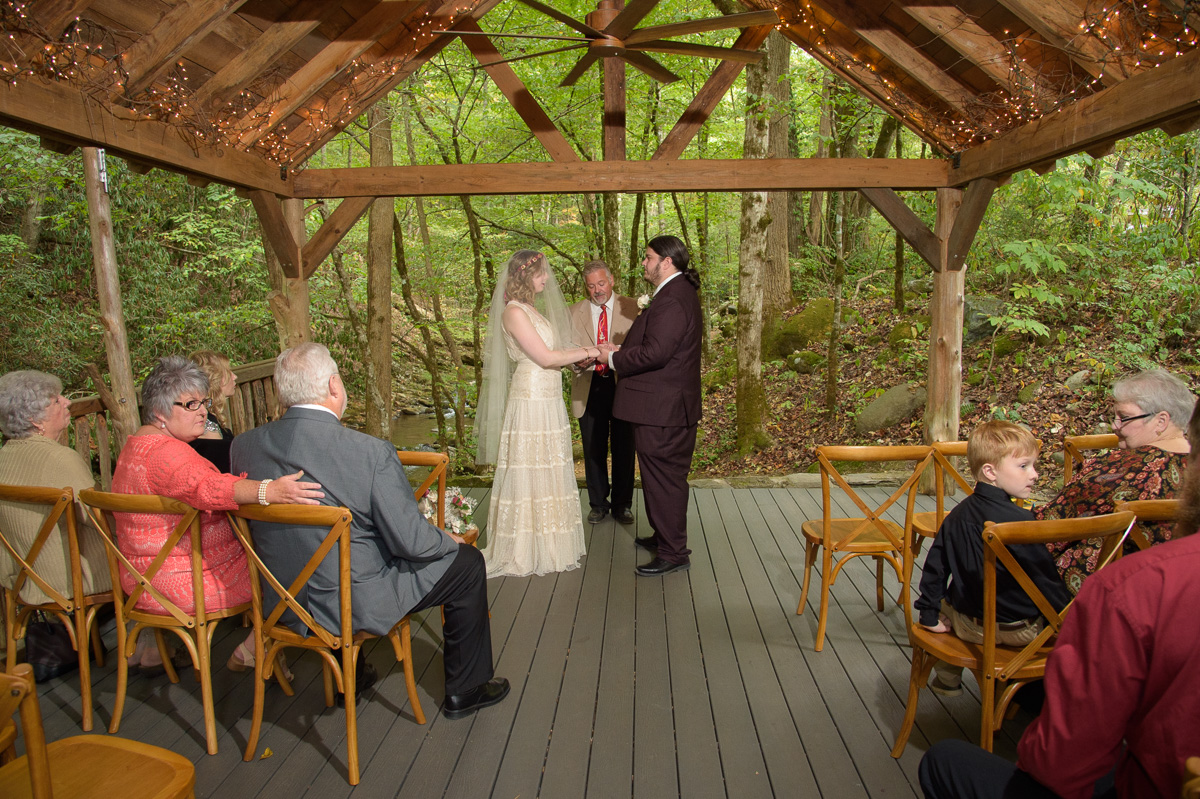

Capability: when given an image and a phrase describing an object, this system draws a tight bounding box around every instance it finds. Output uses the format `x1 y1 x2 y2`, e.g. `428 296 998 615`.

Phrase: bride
475 250 594 577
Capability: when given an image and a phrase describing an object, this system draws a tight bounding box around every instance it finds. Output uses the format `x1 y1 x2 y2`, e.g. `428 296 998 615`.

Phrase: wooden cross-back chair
397 450 448 530
79 489 253 755
797 445 931 652
891 510 1135 757
0 663 195 799
1115 498 1180 552
1061 433 1119 487
0 484 111 732
229 504 425 787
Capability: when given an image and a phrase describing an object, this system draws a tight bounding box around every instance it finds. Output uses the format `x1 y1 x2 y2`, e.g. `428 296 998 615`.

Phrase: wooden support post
82 147 139 447
280 198 311 348
925 188 965 449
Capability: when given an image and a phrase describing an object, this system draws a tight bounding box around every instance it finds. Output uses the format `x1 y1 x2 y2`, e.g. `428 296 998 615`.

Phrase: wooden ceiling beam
602 50 626 162
1161 111 1200 137
805 0 976 114
191 0 339 111
859 187 941 269
458 19 580 163
860 176 996 272
39 136 77 155
653 24 773 161
946 177 998 270
301 196 376 278
234 0 425 148
291 157 950 198
286 0 504 166
0 75 290 193
248 190 301 278
902 5 1035 92
992 0 1119 85
2 0 93 75
118 0 249 99
953 46 1200 184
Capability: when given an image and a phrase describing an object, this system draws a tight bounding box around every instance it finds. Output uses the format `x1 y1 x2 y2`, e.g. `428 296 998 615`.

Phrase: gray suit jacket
229 407 458 636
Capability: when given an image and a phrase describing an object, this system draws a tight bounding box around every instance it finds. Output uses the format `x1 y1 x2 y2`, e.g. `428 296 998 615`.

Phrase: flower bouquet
418 486 480 545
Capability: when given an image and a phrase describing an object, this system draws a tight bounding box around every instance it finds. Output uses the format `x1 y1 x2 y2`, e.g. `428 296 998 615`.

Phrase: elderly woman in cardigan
0 370 111 607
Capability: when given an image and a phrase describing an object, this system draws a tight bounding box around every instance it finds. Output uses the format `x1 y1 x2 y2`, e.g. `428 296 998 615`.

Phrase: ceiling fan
454 0 780 86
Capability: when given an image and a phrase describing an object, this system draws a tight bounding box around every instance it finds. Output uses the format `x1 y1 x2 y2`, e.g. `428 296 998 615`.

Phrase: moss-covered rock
992 334 1018 357
769 298 833 358
1016 381 1043 404
888 321 919 348
966 370 986 387
786 350 826 374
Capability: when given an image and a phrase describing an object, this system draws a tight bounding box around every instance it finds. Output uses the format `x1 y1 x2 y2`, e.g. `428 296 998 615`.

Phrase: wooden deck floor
31 486 1033 798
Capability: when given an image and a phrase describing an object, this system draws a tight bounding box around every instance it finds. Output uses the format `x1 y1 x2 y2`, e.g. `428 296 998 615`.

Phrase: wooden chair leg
109 622 131 735
980 676 996 752
242 624 266 762
891 649 937 758
875 556 886 612
3 593 16 672
344 645 360 785
814 548 834 652
197 627 218 755
74 610 93 732
796 542 818 615
398 619 425 725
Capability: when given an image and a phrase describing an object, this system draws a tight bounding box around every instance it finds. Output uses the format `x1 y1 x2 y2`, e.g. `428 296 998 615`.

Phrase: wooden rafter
118 0 248 99
234 1 425 148
653 24 773 160
953 45 1200 183
458 19 579 163
807 0 977 113
190 0 339 111
859 187 941 268
301 196 376 278
902 5 1037 93
992 0 1120 85
3 0 92 73
0 75 288 193
291 157 950 198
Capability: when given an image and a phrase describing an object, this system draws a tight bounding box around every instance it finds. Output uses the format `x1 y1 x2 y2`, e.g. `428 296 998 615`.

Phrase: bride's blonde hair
504 250 545 305
189 349 233 428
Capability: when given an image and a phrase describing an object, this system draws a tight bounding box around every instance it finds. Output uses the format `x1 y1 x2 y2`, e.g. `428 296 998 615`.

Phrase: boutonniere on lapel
637 293 652 310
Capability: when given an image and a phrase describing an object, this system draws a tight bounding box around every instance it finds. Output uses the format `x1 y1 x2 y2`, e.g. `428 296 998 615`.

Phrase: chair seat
911 511 939 540
0 735 195 798
908 625 1051 678
800 518 903 550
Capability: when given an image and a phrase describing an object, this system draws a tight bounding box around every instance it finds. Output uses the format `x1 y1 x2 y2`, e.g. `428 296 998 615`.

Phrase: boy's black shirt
915 482 1072 627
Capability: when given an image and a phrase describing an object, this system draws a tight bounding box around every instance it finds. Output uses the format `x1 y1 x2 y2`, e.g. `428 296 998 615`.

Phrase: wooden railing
65 358 280 488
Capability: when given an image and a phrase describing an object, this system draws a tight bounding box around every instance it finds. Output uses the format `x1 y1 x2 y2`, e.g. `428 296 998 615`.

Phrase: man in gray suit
230 343 508 719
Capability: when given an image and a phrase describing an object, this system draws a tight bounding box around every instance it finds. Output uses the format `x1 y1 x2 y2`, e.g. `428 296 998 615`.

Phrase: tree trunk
627 193 645 295
807 74 833 247
736 47 773 455
461 194 490 390
19 182 47 253
825 191 845 413
392 210 447 449
763 30 793 319
603 192 621 269
366 102 394 439
82 147 139 445
894 129 906 312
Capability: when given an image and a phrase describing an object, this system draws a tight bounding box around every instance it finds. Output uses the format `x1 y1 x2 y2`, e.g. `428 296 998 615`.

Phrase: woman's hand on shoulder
269 470 325 505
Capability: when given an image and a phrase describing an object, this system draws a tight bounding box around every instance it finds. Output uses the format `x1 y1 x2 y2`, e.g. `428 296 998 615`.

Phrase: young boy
914 420 1072 696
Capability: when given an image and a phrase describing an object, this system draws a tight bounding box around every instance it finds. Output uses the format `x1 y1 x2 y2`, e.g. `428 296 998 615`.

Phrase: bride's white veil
474 250 575 466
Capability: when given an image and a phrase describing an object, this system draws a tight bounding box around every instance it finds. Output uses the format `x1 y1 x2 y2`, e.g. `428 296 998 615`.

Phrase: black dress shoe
613 508 635 525
635 557 690 577
443 677 511 719
336 661 378 707
587 508 607 524
634 536 657 551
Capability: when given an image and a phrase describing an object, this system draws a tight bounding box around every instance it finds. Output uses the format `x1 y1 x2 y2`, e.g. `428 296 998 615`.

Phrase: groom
600 235 702 577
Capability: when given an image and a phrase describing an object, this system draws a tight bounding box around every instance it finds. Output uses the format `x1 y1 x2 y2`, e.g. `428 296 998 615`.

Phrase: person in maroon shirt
919 400 1200 799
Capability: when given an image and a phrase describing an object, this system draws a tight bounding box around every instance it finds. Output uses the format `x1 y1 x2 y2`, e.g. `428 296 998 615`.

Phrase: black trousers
632 422 696 565
919 739 1114 799
579 373 635 512
408 544 493 696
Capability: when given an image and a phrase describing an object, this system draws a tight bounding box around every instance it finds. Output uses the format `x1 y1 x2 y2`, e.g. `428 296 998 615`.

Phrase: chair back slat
1115 499 1179 552
0 485 77 610
929 441 972 520
79 490 200 628
397 450 449 529
982 511 1134 680
1 664 53 798
230 505 354 651
1061 433 1119 486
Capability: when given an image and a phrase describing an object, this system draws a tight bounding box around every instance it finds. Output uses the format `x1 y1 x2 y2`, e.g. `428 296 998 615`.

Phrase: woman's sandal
227 639 293 681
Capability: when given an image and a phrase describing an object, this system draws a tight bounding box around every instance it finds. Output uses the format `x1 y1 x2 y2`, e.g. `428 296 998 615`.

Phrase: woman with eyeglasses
187 350 237 472
112 355 323 672
1036 368 1195 593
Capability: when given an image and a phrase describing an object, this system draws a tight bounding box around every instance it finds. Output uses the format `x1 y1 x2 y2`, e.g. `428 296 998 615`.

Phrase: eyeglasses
1112 412 1154 427
174 398 212 412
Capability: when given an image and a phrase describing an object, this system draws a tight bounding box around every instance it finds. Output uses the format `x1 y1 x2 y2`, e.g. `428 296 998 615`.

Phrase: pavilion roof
1 0 1198 194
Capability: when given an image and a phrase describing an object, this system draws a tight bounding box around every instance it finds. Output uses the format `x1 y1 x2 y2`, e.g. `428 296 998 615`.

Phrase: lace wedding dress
481 302 586 577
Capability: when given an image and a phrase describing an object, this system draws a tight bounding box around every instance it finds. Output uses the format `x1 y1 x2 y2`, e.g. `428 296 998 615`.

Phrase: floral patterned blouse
1035 446 1187 594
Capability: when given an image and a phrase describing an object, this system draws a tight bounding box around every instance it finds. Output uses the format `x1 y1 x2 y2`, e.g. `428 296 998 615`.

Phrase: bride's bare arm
503 305 597 369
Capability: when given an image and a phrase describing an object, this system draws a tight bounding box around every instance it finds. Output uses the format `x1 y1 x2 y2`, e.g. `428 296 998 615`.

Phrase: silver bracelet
258 479 272 506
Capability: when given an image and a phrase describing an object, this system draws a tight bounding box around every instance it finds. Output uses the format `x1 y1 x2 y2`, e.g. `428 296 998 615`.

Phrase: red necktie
595 305 609 375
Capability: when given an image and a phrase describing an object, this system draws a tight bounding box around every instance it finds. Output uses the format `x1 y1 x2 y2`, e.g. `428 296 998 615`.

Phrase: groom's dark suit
230 406 493 695
611 274 702 565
